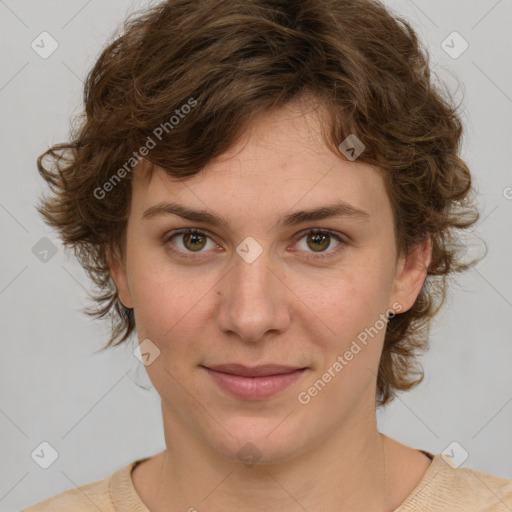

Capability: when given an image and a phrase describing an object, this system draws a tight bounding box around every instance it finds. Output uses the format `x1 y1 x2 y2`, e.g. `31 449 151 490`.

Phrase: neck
146 400 398 512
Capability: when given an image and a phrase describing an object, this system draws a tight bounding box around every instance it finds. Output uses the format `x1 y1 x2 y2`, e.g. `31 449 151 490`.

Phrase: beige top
21 451 512 511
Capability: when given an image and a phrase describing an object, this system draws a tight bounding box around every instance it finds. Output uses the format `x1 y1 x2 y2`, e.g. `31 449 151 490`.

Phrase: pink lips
203 364 307 400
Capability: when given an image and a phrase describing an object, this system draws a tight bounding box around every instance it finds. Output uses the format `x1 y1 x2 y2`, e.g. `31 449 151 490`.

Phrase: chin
202 415 312 467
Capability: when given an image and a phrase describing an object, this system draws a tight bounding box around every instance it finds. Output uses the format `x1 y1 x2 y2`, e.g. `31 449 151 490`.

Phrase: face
111 100 430 466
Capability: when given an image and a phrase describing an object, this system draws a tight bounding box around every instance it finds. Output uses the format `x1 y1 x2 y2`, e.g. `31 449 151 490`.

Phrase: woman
23 0 512 510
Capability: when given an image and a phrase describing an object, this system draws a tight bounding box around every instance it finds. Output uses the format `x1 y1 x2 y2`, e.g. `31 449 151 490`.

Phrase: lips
204 363 305 377
202 363 308 400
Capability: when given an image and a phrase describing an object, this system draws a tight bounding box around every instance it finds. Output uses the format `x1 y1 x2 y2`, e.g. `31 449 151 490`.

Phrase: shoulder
447 464 512 511
398 453 512 512
19 459 137 512
20 477 111 511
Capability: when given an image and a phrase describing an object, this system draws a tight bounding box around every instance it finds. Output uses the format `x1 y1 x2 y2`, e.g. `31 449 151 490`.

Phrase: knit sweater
21 451 512 511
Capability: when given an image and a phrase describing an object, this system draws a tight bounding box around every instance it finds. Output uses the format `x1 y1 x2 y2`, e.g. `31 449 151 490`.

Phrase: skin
110 99 433 512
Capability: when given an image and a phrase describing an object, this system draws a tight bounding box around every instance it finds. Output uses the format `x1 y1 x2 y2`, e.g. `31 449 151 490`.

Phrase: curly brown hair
36 0 483 407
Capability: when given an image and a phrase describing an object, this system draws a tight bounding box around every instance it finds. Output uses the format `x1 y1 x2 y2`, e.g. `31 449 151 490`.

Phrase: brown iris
182 231 207 251
306 231 330 252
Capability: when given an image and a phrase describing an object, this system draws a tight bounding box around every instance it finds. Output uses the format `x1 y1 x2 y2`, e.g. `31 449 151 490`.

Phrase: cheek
300 264 391 338
301 273 390 399
129 269 208 393
127 252 204 343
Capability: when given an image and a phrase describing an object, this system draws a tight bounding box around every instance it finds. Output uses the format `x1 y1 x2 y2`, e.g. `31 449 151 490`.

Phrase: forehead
130 104 391 229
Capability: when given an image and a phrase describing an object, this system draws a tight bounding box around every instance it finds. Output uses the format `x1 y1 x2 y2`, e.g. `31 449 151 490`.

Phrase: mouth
201 364 308 400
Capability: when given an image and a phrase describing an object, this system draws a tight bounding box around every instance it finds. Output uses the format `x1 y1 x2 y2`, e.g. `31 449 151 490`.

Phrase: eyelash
163 228 347 261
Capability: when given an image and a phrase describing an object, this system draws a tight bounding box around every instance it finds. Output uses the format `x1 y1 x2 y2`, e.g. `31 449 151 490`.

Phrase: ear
389 236 432 314
108 245 134 309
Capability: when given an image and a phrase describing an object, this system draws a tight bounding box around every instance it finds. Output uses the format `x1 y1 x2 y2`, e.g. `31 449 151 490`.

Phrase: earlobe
390 236 432 314
108 247 134 309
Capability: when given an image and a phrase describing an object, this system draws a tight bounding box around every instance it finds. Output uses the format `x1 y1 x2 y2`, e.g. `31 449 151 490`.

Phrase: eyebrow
141 200 371 229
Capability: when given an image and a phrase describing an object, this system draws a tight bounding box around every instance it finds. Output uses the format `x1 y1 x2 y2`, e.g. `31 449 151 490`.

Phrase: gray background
1 0 511 510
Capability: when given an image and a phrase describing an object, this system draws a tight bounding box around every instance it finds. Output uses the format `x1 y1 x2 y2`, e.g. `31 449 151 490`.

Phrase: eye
292 229 346 259
164 228 218 259
164 228 347 260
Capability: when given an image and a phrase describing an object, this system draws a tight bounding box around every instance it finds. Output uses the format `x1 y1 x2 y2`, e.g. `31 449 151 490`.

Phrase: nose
215 246 291 343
